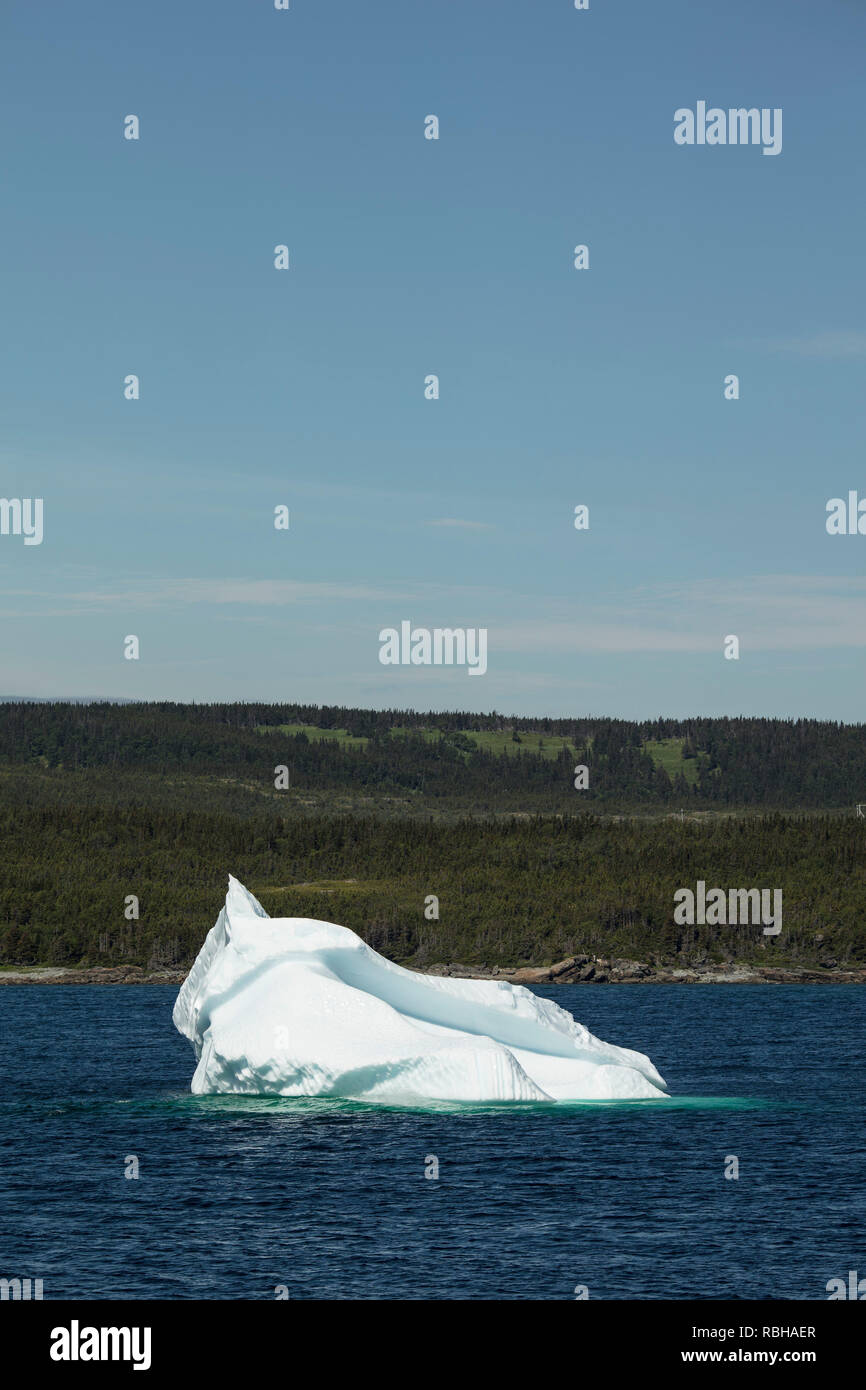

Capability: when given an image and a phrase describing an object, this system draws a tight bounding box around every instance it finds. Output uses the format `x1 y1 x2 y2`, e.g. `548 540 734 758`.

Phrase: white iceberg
173 876 669 1104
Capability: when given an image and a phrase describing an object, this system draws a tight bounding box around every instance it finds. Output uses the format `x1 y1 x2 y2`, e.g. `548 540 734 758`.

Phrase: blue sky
2 0 865 718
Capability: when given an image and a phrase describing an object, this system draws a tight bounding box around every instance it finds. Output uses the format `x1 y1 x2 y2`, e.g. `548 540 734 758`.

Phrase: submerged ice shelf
173 877 669 1104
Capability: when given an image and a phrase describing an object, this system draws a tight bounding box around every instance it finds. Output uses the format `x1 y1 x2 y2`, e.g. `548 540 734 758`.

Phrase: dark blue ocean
1 984 863 1300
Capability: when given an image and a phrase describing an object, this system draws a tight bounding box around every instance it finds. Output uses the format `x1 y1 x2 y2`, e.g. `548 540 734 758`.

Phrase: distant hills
0 699 864 813
0 695 139 704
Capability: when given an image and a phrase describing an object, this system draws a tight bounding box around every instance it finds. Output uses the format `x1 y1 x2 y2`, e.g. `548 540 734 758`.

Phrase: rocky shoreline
0 965 187 986
1 955 865 986
417 954 866 984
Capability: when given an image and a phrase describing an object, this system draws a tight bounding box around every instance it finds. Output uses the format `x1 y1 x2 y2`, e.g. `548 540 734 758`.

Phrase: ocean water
0 984 863 1300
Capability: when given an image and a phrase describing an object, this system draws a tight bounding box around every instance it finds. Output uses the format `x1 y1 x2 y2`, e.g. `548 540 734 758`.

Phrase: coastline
1 956 864 986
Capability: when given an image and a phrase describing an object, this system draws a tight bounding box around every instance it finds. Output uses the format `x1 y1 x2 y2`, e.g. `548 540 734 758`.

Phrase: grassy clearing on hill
258 722 576 760
258 724 702 779
255 723 370 749
642 737 699 786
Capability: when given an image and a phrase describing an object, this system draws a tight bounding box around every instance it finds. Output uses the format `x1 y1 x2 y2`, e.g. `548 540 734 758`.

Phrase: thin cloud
0 578 402 612
495 575 866 654
2 572 865 653
767 330 866 359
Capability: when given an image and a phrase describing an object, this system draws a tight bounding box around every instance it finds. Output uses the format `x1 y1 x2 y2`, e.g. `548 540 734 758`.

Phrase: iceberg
173 877 669 1104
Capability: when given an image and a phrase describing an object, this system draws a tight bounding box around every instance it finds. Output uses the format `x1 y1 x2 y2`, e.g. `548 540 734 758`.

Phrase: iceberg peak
225 873 268 923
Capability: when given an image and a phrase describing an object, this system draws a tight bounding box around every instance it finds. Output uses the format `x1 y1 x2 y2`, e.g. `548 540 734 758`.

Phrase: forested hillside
1 700 865 811
0 807 863 972
0 702 864 971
